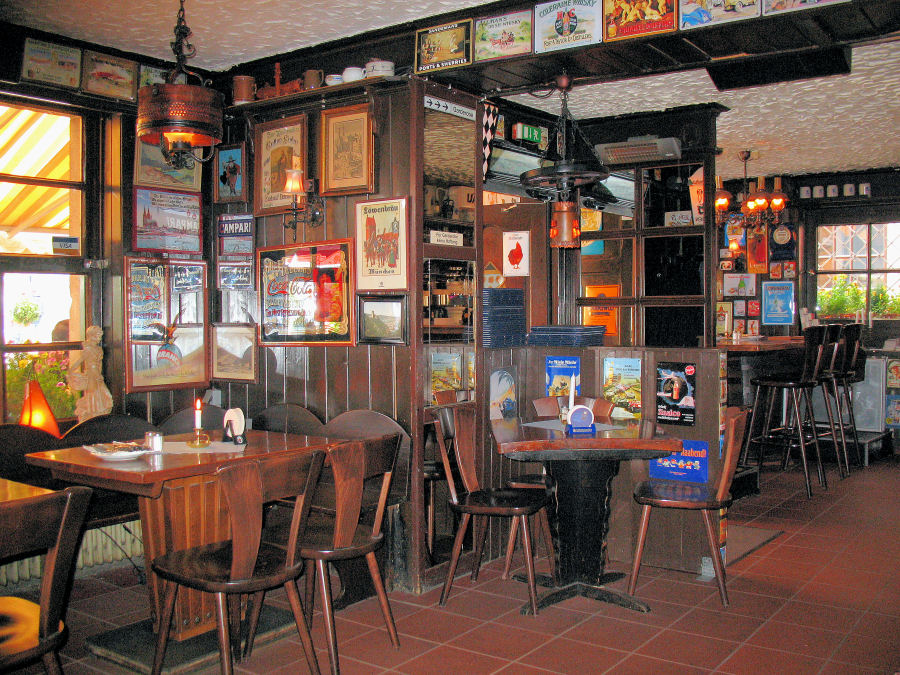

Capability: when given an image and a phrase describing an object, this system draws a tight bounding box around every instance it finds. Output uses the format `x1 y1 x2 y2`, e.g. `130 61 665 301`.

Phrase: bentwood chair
149 450 326 675
425 390 460 557
0 486 92 675
436 402 552 615
254 403 326 436
628 407 749 608
252 433 403 675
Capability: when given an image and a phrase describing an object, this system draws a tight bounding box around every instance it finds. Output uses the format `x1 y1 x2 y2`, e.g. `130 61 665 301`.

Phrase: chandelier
715 150 788 229
519 74 610 248
136 0 224 169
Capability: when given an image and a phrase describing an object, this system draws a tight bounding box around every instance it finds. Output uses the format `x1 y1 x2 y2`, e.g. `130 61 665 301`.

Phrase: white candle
194 398 202 430
568 370 576 411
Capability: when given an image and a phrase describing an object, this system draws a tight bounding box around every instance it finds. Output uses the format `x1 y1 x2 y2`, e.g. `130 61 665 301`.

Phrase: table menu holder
222 420 247 445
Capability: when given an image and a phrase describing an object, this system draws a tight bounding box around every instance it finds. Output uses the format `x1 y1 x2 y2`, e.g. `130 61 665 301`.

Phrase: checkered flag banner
482 102 499 180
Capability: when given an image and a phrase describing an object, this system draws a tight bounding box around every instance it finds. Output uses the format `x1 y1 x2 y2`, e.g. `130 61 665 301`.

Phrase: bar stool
814 323 849 478
832 323 865 467
745 325 828 498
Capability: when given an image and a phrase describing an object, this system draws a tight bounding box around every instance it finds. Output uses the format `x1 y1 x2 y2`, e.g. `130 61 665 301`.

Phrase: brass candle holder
187 428 211 448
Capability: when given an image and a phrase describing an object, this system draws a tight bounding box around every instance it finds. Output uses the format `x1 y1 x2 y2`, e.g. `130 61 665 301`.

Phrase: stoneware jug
303 69 324 90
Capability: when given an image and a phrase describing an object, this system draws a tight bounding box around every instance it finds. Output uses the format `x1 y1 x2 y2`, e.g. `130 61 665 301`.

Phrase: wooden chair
425 390 459 557
149 449 326 675
435 402 552 615
531 395 615 418
60 412 158 446
157 404 227 435
254 403 325 436
628 407 750 608
252 433 403 675
0 485 92 675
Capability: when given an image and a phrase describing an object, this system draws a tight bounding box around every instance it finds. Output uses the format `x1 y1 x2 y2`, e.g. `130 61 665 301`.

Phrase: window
1 101 92 423
815 222 900 318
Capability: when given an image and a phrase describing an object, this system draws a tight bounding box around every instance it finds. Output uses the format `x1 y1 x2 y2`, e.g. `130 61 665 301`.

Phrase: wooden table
717 336 804 352
27 430 339 641
0 477 54 504
491 417 681 613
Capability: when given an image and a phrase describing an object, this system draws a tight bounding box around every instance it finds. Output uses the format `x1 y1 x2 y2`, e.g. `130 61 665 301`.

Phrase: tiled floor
11 455 900 674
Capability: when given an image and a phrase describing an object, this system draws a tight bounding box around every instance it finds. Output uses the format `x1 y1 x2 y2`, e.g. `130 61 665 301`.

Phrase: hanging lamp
136 0 224 169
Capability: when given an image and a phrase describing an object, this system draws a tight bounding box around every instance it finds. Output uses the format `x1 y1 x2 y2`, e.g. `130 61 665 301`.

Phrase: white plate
83 444 152 461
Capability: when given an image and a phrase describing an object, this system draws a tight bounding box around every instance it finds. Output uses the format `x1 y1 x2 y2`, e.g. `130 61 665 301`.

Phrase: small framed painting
211 323 258 382
253 114 307 216
134 141 202 192
320 104 374 196
133 188 202 255
355 197 408 291
214 143 247 203
81 50 137 100
217 261 254 290
21 38 81 88
415 20 473 74
357 294 408 345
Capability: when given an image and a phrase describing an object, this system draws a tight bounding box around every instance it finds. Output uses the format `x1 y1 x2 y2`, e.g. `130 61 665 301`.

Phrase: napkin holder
222 408 247 445
223 420 246 445
565 404 596 435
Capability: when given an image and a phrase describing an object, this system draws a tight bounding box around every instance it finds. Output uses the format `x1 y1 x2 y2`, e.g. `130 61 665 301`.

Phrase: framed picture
217 213 255 257
253 114 307 216
320 104 374 196
762 281 796 325
214 143 247 203
534 0 602 53
355 197 408 290
357 294 408 345
211 323 258 382
474 10 533 62
127 324 208 392
126 258 168 342
133 187 202 254
218 261 254 290
138 64 185 88
257 238 354 346
763 0 850 15
415 20 473 74
134 141 202 192
20 38 81 88
81 50 137 100
604 0 676 41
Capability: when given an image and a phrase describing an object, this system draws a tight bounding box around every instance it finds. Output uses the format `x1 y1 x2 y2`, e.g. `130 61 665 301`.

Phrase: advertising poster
21 38 81 88
474 10 533 61
81 51 137 100
886 396 900 429
723 273 756 297
355 198 408 290
133 188 202 254
602 357 642 419
431 352 463 402
128 261 166 341
656 361 696 426
534 0 603 53
218 262 254 290
680 0 759 29
650 440 709 482
217 214 255 256
715 301 732 336
762 281 795 325
763 0 850 16
546 356 581 396
415 21 473 73
582 284 619 336
490 368 517 420
746 225 768 274
502 231 530 276
604 0 677 42
887 359 900 389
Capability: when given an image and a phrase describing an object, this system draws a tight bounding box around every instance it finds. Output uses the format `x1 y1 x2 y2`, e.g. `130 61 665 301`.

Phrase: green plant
4 351 78 422
870 285 900 317
816 276 865 317
12 298 41 326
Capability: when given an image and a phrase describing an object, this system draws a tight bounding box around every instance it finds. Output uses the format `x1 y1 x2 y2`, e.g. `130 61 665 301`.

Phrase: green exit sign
512 122 543 144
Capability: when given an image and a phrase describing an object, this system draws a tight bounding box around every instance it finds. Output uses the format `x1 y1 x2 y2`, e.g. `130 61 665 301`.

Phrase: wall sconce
283 169 325 242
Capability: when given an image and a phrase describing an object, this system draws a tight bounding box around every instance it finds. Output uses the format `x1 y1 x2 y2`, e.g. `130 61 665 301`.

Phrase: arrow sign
423 95 475 121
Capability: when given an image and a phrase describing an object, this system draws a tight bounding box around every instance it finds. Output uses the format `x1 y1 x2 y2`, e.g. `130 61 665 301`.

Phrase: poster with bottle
656 362 696 426
546 356 580 396
746 225 768 274
602 357 641 419
534 0 603 53
715 302 732 336
723 273 756 297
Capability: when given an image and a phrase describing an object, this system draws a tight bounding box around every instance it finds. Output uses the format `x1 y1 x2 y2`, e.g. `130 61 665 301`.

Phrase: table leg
515 459 648 615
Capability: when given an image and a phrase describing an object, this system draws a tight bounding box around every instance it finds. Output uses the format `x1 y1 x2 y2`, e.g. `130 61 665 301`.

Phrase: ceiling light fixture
737 150 788 227
519 73 610 248
136 0 224 169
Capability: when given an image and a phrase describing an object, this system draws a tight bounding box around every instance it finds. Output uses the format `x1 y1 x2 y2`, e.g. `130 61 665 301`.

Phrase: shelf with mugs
225 75 406 114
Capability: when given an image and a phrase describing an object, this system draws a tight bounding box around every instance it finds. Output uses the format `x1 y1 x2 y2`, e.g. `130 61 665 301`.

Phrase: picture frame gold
415 20 473 74
81 50 137 100
210 323 258 382
134 141 202 192
320 104 375 196
253 114 307 216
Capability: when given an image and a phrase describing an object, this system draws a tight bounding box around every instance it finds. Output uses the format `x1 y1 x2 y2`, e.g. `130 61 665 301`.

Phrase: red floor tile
745 619 841 659
717 644 826 675
829 632 900 672
669 607 764 643
636 628 739 670
562 614 661 651
394 643 508 674
518 636 628 674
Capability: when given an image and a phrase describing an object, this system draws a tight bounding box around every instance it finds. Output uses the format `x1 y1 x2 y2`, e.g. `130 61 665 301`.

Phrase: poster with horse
355 197 408 291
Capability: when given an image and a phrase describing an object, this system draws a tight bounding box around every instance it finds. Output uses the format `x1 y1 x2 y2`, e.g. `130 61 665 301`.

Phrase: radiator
0 520 144 586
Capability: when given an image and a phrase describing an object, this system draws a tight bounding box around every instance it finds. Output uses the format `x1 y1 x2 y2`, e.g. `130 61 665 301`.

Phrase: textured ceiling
2 1 898 180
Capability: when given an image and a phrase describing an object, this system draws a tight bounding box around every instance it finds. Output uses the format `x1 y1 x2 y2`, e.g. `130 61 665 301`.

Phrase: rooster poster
502 231 530 276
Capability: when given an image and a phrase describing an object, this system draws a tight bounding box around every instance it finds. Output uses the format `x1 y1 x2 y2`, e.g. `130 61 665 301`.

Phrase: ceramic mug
303 69 324 90
365 59 394 77
342 66 365 82
324 74 343 86
232 75 256 104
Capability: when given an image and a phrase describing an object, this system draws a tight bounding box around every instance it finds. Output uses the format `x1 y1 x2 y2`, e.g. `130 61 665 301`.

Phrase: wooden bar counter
716 336 804 352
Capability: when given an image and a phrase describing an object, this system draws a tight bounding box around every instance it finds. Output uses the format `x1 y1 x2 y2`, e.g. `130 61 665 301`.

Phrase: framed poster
81 50 137 100
489 368 517 420
763 0 850 15
257 239 353 346
211 323 257 382
138 64 185 88
253 114 307 216
20 38 81 88
355 197 408 291
134 141 202 192
214 143 247 203
604 0 677 41
320 104 374 196
133 187 202 254
431 351 463 402
218 261 254 290
217 213 255 256
415 20 473 74
502 231 530 276
546 356 580 397
127 259 168 341
681 0 760 29
534 0 603 53
716 301 733 336
603 357 642 419
357 294 408 345
723 273 756 297
761 281 796 325
128 324 208 392
474 10 533 62
582 284 619 337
